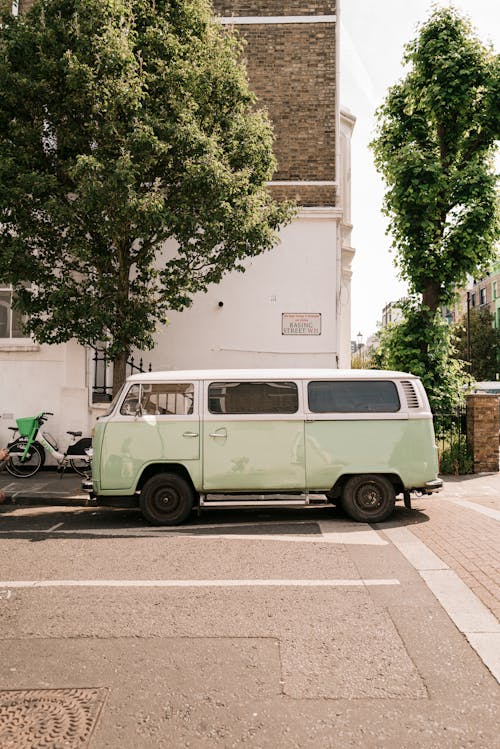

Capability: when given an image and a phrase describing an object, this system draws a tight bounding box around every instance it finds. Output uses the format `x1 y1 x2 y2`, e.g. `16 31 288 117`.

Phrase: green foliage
370 6 498 437
0 0 294 382
371 6 500 311
350 352 363 369
453 306 500 381
370 298 472 414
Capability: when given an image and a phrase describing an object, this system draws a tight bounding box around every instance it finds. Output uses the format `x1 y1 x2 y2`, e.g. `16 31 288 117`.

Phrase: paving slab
0 470 88 505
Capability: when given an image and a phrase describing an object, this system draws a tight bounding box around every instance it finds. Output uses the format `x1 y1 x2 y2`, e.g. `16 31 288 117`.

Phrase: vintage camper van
83 369 442 524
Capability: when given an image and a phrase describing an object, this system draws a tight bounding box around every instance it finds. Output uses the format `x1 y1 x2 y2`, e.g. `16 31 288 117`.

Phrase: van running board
199 494 331 509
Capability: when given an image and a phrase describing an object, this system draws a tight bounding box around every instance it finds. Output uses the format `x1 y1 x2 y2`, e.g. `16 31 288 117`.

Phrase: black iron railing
433 406 472 475
91 346 152 403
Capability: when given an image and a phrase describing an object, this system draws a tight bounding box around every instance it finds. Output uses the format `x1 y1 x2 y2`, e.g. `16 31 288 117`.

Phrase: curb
1 495 89 508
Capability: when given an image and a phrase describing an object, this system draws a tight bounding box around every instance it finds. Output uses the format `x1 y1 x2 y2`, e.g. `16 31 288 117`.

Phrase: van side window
140 383 194 415
208 381 298 414
308 381 400 413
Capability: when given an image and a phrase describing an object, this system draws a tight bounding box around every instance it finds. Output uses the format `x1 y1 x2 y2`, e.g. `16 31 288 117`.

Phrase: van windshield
100 384 125 417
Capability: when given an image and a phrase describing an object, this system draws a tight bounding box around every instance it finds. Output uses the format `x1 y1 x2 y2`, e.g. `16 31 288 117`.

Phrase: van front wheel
140 474 194 526
341 475 395 523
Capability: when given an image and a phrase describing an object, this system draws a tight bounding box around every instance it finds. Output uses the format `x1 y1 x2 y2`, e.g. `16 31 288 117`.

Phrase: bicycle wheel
6 438 44 477
69 458 91 477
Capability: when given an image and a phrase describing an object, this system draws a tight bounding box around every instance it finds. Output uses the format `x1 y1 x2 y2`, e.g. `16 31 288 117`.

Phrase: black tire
140 473 194 526
5 438 44 478
341 474 395 523
69 458 91 477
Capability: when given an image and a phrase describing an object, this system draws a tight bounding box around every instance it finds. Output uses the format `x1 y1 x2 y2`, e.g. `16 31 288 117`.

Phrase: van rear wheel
341 475 395 523
140 473 194 526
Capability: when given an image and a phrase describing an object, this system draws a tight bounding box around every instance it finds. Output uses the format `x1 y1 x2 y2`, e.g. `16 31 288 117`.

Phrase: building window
480 287 487 306
493 281 497 300
471 293 476 307
0 286 26 339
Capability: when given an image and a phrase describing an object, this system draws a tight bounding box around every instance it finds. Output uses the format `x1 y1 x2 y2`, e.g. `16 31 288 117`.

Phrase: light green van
83 369 442 525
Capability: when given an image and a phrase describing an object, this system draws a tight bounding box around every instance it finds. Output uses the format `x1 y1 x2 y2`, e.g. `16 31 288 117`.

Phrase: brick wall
237 25 335 183
214 0 335 14
18 0 337 206
216 2 337 206
466 394 500 473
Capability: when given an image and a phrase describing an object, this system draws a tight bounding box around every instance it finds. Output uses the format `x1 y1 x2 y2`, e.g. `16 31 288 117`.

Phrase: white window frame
0 284 37 350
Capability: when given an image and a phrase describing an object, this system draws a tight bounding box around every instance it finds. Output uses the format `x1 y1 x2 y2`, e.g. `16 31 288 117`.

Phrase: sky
340 0 499 344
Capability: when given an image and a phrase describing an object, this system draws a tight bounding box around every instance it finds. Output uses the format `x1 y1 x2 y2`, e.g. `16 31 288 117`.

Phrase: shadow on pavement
0 500 430 542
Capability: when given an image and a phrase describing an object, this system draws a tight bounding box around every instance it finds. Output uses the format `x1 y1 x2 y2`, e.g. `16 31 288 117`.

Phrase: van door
100 381 200 491
202 379 305 492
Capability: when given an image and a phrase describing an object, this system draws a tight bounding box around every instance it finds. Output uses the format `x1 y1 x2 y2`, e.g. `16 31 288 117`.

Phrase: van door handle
305 418 315 423
209 428 227 438
183 431 199 438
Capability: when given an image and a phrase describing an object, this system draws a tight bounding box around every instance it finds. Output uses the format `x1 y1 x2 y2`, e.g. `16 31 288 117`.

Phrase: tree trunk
422 280 441 313
112 351 129 396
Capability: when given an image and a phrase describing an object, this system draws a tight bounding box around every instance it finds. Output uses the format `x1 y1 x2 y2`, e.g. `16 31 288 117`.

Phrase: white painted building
0 1 355 450
147 113 355 372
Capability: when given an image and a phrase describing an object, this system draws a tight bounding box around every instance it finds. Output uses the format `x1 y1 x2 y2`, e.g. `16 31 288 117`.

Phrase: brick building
444 257 500 329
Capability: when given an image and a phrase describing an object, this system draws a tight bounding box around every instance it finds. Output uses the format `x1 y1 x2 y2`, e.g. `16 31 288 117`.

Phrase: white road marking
9 483 48 494
381 527 448 570
0 578 400 589
382 526 500 684
420 570 500 633
45 522 64 533
443 497 500 521
318 520 387 545
0 518 387 545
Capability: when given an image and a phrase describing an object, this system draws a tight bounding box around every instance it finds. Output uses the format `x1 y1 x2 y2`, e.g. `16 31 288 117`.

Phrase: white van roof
127 368 417 383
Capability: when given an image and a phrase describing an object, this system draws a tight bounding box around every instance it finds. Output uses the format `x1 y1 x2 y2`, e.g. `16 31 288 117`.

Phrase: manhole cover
0 687 107 748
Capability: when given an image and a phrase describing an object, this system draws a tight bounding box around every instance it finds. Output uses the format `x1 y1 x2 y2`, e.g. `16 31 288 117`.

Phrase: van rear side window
208 381 298 414
308 380 400 413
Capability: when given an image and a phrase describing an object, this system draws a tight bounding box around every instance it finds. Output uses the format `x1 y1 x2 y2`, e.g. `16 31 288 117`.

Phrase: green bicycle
6 411 92 478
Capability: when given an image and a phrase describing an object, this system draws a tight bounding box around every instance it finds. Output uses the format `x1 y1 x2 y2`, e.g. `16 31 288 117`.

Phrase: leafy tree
371 6 499 313
0 0 293 391
453 306 500 381
370 298 471 414
369 6 499 411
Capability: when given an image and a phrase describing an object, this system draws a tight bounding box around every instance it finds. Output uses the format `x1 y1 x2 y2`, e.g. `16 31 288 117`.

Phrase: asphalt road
0 501 499 748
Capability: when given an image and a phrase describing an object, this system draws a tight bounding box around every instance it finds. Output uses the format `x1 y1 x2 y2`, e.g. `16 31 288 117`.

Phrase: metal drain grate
0 687 107 748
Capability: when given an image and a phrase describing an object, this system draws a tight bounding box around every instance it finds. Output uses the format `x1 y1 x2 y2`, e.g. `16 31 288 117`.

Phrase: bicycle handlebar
37 411 54 424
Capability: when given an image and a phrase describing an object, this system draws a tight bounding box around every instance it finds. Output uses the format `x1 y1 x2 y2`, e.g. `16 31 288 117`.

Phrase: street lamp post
357 332 363 367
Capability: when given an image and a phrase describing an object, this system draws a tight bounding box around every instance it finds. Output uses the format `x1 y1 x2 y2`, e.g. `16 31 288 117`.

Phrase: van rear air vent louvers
401 380 420 408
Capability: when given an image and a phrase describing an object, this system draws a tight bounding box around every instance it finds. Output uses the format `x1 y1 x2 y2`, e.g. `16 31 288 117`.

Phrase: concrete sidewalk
0 469 88 506
1 468 500 507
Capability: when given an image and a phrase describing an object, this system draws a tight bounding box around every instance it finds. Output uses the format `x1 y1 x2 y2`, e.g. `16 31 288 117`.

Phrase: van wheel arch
137 463 198 498
329 473 403 499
